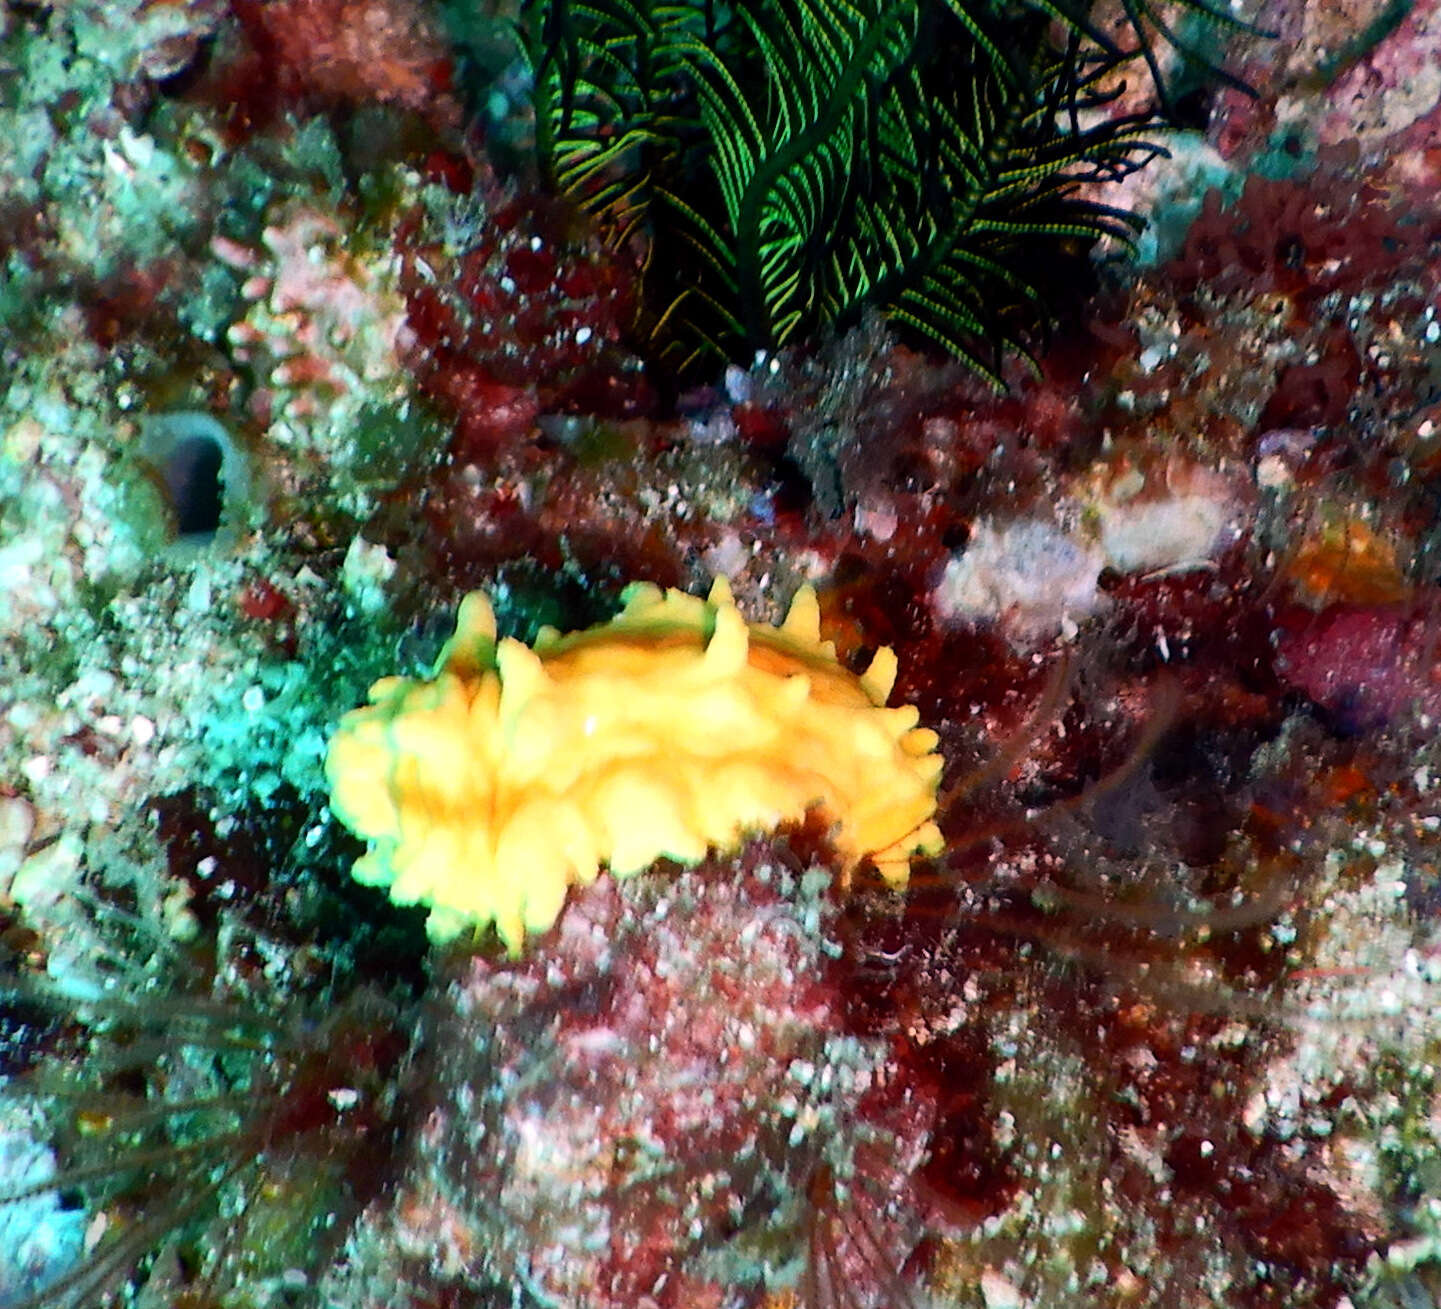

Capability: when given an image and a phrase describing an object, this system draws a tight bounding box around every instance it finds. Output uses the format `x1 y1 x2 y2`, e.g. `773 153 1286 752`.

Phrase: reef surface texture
3 0 1441 1306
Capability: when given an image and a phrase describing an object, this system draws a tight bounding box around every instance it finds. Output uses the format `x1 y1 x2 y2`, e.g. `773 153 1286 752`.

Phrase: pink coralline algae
396 193 651 459
1315 0 1441 147
1166 167 1436 307
229 0 458 122
328 844 947 1308
1275 605 1441 731
216 206 415 406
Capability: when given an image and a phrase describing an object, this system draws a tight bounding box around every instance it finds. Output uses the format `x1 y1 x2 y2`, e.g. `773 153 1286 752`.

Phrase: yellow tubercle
324 580 944 952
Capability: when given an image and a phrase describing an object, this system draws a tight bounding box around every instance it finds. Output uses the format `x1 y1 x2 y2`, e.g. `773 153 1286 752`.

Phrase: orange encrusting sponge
325 578 944 952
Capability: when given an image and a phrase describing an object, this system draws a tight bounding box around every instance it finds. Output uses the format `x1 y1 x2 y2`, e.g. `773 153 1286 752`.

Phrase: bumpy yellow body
325 578 943 951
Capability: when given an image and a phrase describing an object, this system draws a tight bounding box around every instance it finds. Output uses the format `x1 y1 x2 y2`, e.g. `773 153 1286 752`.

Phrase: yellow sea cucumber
325 578 944 951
